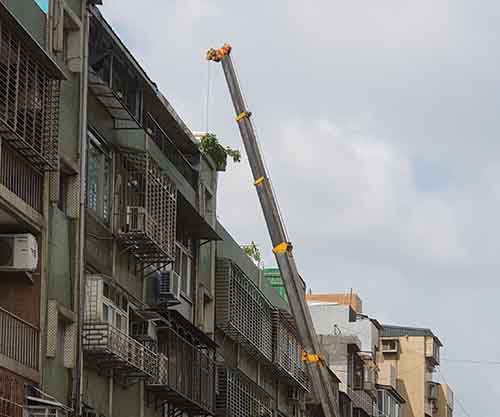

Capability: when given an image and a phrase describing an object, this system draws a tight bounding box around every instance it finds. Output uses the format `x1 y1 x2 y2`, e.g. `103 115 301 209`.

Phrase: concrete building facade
379 325 452 417
307 298 382 417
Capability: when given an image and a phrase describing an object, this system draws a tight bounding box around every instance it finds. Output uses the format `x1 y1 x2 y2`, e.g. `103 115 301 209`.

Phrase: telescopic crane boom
207 44 339 417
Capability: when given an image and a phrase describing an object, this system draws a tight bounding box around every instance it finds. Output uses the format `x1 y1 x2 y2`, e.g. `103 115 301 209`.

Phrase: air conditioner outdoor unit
131 320 158 341
158 271 181 304
126 206 146 232
0 234 38 271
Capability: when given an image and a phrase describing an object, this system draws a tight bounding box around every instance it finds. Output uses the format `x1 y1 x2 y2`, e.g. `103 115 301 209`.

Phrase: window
101 282 128 333
87 132 112 224
381 338 399 353
174 240 193 297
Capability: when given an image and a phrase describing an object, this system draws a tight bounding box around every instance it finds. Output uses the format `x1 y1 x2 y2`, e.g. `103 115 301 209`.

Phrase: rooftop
381 324 443 346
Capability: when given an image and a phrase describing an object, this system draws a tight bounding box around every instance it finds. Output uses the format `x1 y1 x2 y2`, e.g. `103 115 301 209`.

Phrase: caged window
87 132 112 224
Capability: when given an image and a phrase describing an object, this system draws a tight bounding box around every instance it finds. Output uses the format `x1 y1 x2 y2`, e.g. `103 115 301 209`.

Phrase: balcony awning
0 3 65 80
177 194 221 241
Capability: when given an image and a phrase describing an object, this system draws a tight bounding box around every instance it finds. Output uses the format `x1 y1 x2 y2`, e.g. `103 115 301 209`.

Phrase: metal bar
216 52 340 417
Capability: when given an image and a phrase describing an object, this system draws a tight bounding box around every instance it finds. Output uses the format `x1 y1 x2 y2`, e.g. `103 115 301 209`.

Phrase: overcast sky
101 2 499 415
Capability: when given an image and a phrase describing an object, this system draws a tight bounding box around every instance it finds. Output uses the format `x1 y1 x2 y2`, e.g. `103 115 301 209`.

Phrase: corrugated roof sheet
382 324 442 346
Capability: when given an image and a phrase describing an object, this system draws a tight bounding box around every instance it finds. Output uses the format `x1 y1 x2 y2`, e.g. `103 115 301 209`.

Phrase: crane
207 44 339 417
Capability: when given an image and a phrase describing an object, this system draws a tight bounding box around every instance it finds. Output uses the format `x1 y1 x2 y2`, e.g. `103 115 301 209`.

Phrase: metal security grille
216 366 273 417
272 310 308 390
0 371 24 417
0 17 60 171
116 150 177 264
215 258 273 362
147 326 216 415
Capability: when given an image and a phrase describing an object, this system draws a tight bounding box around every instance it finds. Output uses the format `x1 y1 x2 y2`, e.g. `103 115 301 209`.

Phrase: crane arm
207 44 339 417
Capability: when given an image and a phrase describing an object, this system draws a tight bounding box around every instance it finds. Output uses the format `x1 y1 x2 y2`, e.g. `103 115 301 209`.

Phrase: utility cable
437 368 472 417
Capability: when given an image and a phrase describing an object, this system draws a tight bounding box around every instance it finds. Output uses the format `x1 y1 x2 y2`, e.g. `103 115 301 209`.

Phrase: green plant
242 241 261 264
199 133 241 171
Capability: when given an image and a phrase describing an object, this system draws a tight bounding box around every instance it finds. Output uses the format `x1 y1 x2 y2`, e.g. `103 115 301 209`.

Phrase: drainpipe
73 2 89 415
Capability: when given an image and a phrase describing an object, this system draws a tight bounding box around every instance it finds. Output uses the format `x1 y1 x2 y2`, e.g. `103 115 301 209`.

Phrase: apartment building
379 325 453 417
0 1 71 417
82 4 222 417
215 224 311 417
307 296 381 417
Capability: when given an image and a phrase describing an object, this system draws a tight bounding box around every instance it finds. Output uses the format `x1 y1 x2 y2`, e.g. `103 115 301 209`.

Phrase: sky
100 2 500 416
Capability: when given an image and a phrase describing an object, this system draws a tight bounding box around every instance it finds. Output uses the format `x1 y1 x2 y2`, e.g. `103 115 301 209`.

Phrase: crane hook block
272 242 292 254
206 43 232 62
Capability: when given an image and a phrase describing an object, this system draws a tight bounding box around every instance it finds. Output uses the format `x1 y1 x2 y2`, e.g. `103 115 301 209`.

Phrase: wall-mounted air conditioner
131 320 158 341
158 271 181 305
0 234 38 271
126 206 146 232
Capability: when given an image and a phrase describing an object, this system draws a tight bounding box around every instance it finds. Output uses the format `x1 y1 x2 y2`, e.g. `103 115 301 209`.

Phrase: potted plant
199 133 241 171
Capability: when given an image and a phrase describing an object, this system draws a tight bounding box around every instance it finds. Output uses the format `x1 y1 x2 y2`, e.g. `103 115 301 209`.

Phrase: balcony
425 336 441 366
146 326 215 416
144 113 198 189
115 150 177 265
0 4 63 212
216 366 273 417
272 310 308 390
342 383 375 417
82 322 158 379
0 306 39 374
215 258 273 362
0 370 24 417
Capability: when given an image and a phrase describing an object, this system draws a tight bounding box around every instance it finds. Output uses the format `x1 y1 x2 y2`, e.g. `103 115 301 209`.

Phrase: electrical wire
441 358 500 366
437 368 472 417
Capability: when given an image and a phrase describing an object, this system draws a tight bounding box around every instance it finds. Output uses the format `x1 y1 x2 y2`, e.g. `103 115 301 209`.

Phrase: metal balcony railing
147 327 215 415
215 258 273 362
82 322 157 379
0 141 43 211
144 113 198 188
216 366 273 417
0 371 24 417
116 150 177 264
0 306 39 370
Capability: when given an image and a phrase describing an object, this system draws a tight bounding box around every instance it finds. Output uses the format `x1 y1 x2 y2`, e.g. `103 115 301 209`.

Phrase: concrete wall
309 303 379 354
380 336 428 417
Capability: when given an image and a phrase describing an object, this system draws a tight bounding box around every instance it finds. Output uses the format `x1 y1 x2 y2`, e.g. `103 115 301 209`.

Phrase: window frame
174 240 193 298
87 130 112 225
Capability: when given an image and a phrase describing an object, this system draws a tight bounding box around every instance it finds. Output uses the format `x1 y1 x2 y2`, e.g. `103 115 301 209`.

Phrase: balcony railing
342 383 375 417
144 113 198 188
216 258 273 362
147 326 215 416
115 150 177 264
216 366 273 417
0 306 39 370
82 322 157 379
0 370 24 417
0 141 43 211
